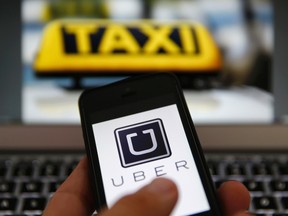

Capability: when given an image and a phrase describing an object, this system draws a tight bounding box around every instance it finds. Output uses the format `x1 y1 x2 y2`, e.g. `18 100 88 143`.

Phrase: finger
100 178 178 216
42 157 95 216
217 181 251 216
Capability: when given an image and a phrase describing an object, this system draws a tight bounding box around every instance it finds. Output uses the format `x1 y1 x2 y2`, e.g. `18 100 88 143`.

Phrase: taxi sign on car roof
33 19 222 75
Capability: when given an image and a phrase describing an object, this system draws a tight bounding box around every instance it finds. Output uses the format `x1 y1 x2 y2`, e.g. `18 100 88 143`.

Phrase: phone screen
91 99 211 215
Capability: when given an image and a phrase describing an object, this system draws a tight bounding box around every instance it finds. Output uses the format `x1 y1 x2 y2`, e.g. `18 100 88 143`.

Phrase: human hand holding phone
43 157 251 216
43 74 252 216
79 73 223 215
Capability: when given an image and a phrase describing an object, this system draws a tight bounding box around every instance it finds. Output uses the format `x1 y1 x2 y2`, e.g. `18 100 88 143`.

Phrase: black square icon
115 119 171 168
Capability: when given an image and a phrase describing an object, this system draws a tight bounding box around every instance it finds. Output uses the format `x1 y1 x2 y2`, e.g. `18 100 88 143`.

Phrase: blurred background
22 0 273 124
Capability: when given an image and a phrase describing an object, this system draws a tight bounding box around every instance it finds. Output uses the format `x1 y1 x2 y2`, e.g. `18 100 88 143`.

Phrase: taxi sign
33 19 222 74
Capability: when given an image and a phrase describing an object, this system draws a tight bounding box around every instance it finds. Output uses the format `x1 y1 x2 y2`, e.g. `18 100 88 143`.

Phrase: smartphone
79 73 221 216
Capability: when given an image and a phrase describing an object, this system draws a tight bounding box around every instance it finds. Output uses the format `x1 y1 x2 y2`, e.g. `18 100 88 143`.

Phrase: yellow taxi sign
34 19 222 74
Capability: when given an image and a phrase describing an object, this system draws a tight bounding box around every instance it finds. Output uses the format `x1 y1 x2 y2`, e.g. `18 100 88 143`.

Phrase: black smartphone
79 73 221 216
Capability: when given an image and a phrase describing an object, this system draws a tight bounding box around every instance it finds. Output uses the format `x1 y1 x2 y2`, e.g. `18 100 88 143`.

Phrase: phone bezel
79 73 221 215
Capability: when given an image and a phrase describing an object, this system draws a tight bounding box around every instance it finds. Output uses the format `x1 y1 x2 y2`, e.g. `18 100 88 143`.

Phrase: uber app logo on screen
115 119 171 168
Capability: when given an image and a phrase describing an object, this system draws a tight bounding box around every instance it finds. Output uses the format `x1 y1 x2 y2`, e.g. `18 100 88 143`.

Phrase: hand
43 157 251 216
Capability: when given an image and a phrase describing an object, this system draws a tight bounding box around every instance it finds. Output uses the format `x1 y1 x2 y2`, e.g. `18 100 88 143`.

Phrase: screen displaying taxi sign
33 19 222 75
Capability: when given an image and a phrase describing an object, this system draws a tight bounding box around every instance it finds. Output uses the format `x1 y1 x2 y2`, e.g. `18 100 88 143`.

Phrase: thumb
100 178 178 216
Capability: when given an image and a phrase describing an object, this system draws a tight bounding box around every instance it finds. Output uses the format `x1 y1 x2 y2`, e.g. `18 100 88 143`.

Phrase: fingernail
146 178 177 195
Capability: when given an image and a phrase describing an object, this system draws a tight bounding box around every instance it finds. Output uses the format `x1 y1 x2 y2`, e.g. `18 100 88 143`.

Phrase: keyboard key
243 180 265 192
278 164 288 175
0 181 15 193
226 164 245 176
207 161 219 176
270 180 288 192
253 196 277 210
0 197 17 211
252 163 273 176
22 197 46 211
21 181 43 193
13 162 34 177
40 162 60 177
214 180 224 189
0 166 7 177
65 160 79 176
49 181 63 192
282 197 288 209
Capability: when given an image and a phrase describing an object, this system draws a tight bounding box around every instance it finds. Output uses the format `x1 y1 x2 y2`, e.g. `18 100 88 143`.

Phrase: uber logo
115 119 171 168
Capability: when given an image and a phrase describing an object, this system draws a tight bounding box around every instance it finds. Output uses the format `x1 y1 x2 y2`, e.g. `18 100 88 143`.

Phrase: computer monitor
20 0 275 125
2 0 288 151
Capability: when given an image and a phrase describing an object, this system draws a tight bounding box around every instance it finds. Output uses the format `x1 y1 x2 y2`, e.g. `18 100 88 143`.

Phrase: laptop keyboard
206 153 288 216
0 152 287 216
0 153 82 216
